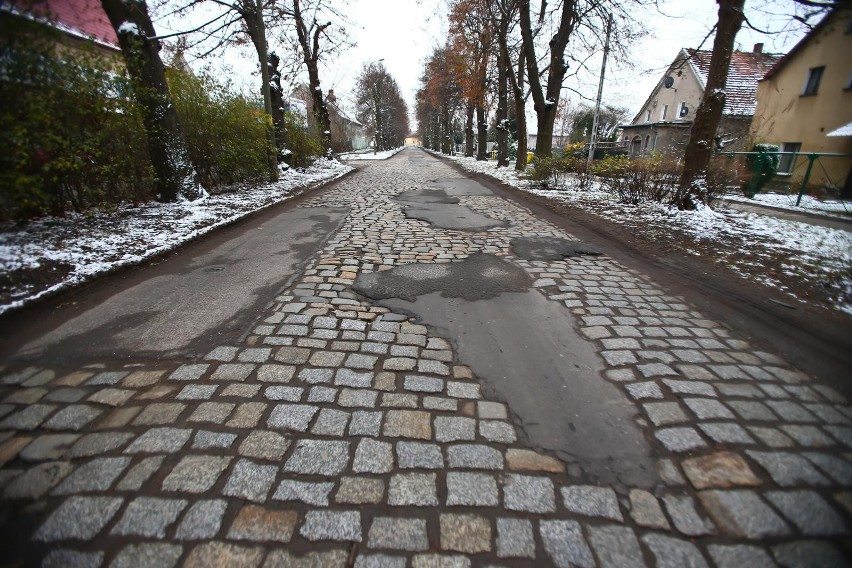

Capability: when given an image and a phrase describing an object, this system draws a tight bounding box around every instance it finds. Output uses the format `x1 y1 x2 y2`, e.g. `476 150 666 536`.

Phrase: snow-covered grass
338 147 405 161
722 192 851 216
0 158 352 315
448 155 852 315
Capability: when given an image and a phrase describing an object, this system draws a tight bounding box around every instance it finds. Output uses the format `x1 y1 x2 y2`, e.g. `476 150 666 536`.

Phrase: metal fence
714 151 851 211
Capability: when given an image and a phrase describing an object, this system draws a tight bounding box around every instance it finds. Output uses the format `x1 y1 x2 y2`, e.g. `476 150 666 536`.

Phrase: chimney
753 43 764 53
327 89 337 104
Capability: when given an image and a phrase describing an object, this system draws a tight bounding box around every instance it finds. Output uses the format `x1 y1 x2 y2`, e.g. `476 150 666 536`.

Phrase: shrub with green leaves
743 143 780 198
0 17 153 222
593 154 680 205
281 112 324 168
166 68 273 187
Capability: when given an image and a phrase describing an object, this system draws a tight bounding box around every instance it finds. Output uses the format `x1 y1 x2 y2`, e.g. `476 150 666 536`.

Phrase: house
1 0 120 55
527 133 572 152
326 90 369 152
749 8 852 196
405 135 421 146
289 86 369 152
620 46 780 158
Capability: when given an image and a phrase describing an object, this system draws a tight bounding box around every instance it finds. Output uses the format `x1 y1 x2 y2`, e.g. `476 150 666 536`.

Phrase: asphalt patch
394 189 507 231
353 253 531 302
511 237 602 261
396 189 459 204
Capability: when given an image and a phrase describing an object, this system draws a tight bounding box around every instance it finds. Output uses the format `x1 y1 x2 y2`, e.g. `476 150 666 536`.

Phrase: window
803 66 824 95
645 110 651 122
778 142 801 174
644 135 650 150
661 104 668 121
679 101 689 118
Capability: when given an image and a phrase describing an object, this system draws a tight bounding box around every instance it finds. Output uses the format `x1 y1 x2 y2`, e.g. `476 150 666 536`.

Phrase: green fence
716 151 851 211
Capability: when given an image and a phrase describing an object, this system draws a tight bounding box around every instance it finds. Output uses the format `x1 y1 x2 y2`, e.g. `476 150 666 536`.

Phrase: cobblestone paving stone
1 150 851 566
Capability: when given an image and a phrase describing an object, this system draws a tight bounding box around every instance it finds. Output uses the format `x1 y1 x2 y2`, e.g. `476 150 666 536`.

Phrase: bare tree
490 0 516 167
518 0 642 159
152 0 292 179
518 0 578 158
101 0 203 202
355 62 409 151
449 0 494 160
674 0 745 208
280 0 350 154
567 102 630 143
417 47 463 155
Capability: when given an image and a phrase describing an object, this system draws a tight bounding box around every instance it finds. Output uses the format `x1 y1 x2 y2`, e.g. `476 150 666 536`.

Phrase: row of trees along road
354 62 411 152
417 0 639 171
416 0 839 209
100 0 349 201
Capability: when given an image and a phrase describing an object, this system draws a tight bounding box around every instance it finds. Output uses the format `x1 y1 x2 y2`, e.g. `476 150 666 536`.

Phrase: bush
743 143 780 198
167 68 273 187
593 154 680 205
562 156 592 191
0 18 153 222
282 111 324 168
526 155 562 187
0 18 327 223
525 151 597 191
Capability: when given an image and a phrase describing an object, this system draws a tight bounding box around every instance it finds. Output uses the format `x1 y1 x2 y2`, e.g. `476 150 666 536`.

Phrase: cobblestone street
0 147 850 567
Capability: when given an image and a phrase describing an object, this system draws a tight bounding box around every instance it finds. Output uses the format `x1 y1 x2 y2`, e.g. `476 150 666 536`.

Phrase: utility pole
587 12 612 170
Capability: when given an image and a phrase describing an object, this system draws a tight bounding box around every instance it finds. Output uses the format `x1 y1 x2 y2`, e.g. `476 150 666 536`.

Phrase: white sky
157 0 812 132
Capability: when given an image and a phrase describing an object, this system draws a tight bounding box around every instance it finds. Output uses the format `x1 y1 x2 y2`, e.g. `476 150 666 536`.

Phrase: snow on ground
448 155 852 315
722 192 851 216
338 147 405 161
0 158 352 315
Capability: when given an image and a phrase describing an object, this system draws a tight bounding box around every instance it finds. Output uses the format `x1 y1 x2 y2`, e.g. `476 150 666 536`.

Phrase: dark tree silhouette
101 0 203 201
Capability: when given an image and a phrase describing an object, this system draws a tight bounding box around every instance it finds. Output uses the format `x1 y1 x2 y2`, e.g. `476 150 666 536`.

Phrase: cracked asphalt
0 147 850 567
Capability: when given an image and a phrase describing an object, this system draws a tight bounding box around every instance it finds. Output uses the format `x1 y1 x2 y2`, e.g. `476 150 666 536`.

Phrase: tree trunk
292 0 332 153
244 0 278 180
676 0 745 208
519 0 575 158
465 103 475 157
512 47 527 170
100 0 202 202
442 107 453 155
268 52 288 166
495 9 510 168
373 88 383 152
433 115 440 151
307 67 331 153
476 104 487 160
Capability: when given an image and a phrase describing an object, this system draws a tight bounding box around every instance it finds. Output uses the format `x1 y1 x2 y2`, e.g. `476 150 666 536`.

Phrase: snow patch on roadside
445 153 852 315
0 159 352 315
338 147 405 161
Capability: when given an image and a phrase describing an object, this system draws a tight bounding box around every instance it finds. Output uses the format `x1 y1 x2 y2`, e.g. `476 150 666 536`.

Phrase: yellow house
750 8 852 196
405 135 422 146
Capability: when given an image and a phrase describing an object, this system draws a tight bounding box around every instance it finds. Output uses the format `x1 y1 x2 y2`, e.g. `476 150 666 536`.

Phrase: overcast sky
157 0 812 130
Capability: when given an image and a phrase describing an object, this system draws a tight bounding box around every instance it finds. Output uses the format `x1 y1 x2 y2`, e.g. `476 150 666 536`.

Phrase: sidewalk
718 197 852 232
0 148 849 567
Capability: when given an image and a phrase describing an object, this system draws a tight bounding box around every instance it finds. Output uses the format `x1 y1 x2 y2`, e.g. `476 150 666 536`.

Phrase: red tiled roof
687 48 782 116
9 0 119 48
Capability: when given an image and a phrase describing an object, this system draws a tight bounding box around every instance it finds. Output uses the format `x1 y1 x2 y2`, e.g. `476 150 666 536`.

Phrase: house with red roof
619 46 781 159
1 0 119 54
